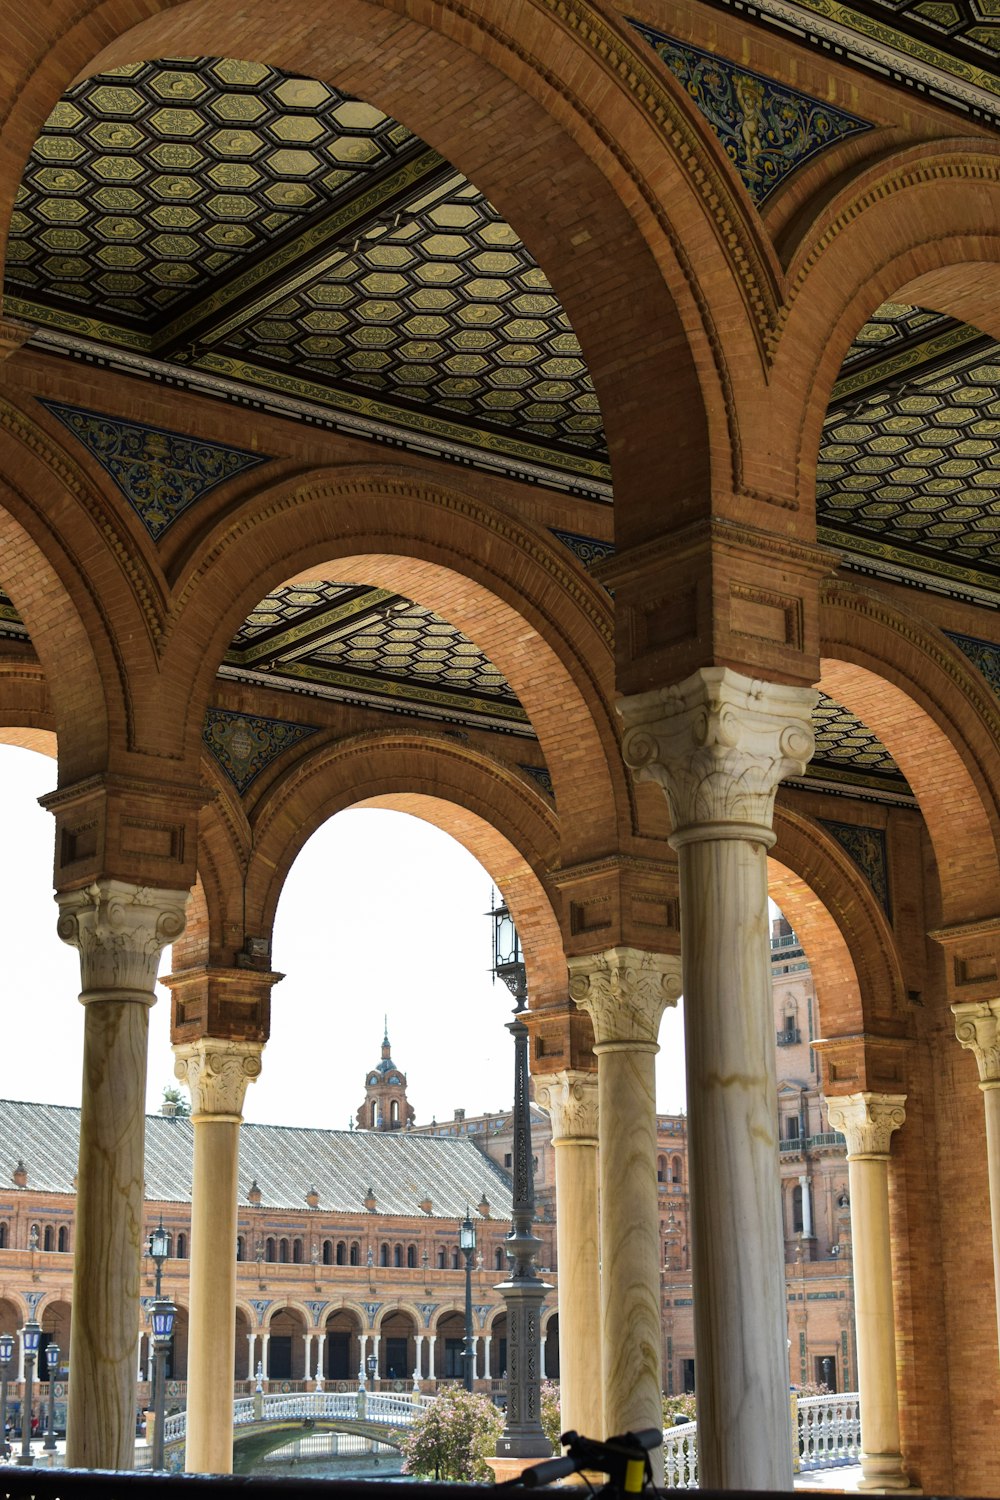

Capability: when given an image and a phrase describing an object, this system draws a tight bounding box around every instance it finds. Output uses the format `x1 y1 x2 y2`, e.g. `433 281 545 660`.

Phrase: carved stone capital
174 1037 264 1120
825 1092 906 1159
56 879 189 1002
618 666 816 843
568 947 681 1049
534 1070 599 1143
952 1000 1000 1085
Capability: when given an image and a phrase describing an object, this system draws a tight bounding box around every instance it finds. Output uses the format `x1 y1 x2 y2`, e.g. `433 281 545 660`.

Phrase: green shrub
400 1387 505 1483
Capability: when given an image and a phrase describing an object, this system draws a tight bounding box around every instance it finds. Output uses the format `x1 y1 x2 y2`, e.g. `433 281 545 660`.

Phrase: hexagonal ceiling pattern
5 57 608 494
818 303 1000 596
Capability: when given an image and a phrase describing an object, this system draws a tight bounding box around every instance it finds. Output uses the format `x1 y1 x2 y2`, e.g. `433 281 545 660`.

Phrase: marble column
57 879 189 1470
247 1333 256 1380
174 1037 262 1474
482 1335 491 1379
315 1334 326 1389
825 1093 909 1491
413 1334 423 1385
800 1174 813 1238
953 1000 1000 1364
570 948 681 1475
619 667 816 1490
426 1334 436 1380
534 1069 602 1440
261 1333 270 1379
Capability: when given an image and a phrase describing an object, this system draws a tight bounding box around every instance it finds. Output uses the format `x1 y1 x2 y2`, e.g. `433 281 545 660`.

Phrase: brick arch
0 0 778 539
767 141 1000 507
821 581 1000 925
771 805 906 1035
170 765 251 971
167 467 628 860
244 733 566 1009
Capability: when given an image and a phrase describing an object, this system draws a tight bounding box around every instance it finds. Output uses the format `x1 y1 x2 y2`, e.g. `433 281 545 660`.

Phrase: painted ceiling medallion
40 401 266 539
629 20 870 203
203 706 318 793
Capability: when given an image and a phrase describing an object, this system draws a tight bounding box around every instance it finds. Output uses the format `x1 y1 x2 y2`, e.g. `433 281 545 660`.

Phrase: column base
485 1455 552 1483
858 1452 914 1491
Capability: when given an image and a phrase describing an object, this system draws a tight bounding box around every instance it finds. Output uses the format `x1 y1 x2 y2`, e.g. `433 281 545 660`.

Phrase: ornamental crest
203 707 319 794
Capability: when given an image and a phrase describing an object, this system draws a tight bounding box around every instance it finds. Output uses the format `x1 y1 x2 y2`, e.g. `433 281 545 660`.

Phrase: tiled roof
0 1100 514 1221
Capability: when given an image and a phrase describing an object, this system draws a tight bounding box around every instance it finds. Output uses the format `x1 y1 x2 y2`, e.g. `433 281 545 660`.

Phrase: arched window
292 1239 303 1264
266 1237 276 1261
370 1101 377 1127
176 1233 187 1259
350 1242 360 1266
437 1248 446 1269
279 1239 289 1263
792 1185 804 1234
495 1247 504 1271
451 1248 460 1270
0 1224 7 1249
236 1236 245 1261
43 1225 53 1252
672 1155 683 1185
337 1241 347 1266
380 1243 389 1267
394 1244 403 1267
407 1245 417 1269
57 1226 68 1253
323 1240 334 1266
657 1156 666 1183
390 1099 399 1124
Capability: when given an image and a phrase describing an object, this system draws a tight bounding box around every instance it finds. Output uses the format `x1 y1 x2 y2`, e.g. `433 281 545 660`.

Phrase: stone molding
56 879 189 1002
952 1000 1000 1086
534 1070 599 1143
825 1092 906 1159
618 666 816 843
174 1037 264 1120
568 947 682 1049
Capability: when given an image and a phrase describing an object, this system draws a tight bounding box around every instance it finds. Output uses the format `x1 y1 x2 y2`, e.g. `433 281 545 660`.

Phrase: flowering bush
662 1392 697 1425
540 1380 562 1449
400 1387 505 1482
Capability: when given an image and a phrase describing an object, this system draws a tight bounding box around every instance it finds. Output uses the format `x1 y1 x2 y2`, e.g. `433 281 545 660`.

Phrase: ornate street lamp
17 1320 41 1466
42 1341 59 1452
488 896 551 1459
460 1211 476 1392
148 1223 174 1471
367 1350 377 1391
0 1332 14 1460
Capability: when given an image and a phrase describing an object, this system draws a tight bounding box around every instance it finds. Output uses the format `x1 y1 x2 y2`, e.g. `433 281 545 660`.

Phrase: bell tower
357 1020 415 1131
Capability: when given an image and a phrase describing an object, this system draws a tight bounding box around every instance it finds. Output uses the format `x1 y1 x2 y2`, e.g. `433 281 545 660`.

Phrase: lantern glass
366 1353 377 1374
491 902 521 972
21 1321 41 1354
151 1301 175 1341
46 1341 59 1373
460 1215 476 1251
0 1333 13 1365
149 1221 170 1263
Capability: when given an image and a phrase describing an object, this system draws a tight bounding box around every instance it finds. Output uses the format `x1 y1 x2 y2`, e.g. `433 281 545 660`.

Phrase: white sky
0 745 688 1126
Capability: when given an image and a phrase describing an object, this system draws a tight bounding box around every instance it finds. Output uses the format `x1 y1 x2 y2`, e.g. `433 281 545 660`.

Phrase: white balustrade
660 1394 861 1488
154 1386 432 1443
663 1422 698 1489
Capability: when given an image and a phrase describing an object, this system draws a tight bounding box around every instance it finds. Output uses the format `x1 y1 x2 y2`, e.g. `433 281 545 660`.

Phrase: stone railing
163 1387 434 1442
661 1393 861 1487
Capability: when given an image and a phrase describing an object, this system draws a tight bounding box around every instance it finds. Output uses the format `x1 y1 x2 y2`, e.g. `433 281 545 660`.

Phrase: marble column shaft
620 667 816 1491
534 1068 602 1440
174 1038 262 1475
57 880 188 1471
570 948 680 1476
953 1001 1000 1362
825 1093 909 1491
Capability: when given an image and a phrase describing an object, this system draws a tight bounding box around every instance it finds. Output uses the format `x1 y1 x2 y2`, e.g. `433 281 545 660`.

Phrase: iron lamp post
148 1221 174 1471
42 1341 59 1452
460 1211 476 1392
488 896 551 1459
17 1320 40 1466
0 1332 13 1460
367 1351 377 1391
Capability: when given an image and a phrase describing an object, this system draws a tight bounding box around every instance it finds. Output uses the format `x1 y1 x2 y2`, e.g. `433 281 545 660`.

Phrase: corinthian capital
534 1070 599 1143
568 947 681 1049
56 879 189 1001
825 1092 906 1158
953 1000 1000 1085
174 1037 263 1120
618 666 816 842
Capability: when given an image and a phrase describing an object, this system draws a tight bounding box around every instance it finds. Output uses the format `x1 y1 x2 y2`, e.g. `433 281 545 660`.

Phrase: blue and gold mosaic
203 707 318 794
41 401 267 540
629 20 870 204
818 818 892 916
518 764 555 800
549 529 615 570
945 629 1000 697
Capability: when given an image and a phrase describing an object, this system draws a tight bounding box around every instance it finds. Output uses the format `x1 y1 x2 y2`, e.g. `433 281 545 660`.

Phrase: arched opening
266 1307 306 1382
434 1311 467 1381
543 1313 559 1380
323 1309 362 1385
406 1245 416 1269
234 1306 251 1383
378 1310 416 1385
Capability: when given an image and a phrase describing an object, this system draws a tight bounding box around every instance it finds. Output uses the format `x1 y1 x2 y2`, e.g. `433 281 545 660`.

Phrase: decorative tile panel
549 529 615 569
41 401 266 539
518 764 554 799
629 20 870 204
203 706 318 794
944 629 1000 695
818 818 892 916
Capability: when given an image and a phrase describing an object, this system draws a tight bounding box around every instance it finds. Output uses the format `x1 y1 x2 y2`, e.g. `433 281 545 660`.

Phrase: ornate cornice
953 1000 1000 1087
534 1069 599 1142
173 1036 263 1119
619 666 816 842
568 946 681 1048
56 878 189 1000
825 1091 906 1157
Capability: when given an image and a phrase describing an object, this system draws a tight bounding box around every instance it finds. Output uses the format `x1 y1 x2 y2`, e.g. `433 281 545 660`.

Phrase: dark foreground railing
0 1474 485 1500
